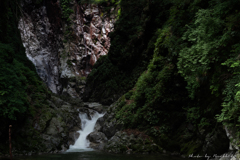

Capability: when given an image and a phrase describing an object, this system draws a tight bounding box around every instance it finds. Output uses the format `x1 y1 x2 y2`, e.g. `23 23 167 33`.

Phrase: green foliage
87 0 240 153
0 51 47 120
216 57 240 129
0 0 52 153
61 0 74 20
177 9 229 98
0 57 27 120
115 28 188 131
0 1 48 121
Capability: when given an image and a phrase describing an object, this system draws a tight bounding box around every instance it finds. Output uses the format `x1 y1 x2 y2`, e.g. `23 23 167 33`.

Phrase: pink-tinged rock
90 23 101 34
90 54 97 66
19 2 116 98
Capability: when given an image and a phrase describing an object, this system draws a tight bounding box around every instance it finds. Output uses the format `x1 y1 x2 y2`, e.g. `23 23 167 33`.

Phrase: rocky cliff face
18 0 115 96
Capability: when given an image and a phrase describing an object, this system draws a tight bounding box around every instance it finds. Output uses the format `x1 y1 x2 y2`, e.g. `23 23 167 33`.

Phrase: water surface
1 150 187 160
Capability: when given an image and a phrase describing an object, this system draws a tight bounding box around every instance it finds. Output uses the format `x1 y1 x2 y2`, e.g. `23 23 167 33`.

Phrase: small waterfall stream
67 111 104 152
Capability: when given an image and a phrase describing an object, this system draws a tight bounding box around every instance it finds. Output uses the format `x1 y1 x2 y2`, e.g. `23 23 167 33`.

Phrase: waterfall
67 111 104 152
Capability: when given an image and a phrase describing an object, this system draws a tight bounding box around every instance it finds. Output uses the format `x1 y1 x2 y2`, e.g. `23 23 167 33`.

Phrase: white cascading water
67 111 104 152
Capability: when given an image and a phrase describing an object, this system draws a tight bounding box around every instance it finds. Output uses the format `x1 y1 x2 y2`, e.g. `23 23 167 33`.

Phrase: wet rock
61 145 68 152
94 121 102 132
89 142 105 150
94 117 104 131
69 131 80 145
83 102 104 113
96 117 105 126
87 131 107 143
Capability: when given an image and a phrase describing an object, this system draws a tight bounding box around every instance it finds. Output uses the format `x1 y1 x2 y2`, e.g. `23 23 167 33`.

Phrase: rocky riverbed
1 94 240 160
0 95 163 157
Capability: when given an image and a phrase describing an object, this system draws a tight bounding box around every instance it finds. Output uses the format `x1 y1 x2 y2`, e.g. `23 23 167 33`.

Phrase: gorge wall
18 0 116 97
2 0 240 158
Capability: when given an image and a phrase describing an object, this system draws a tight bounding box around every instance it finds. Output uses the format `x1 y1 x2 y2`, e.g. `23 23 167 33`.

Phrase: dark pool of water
1 150 188 160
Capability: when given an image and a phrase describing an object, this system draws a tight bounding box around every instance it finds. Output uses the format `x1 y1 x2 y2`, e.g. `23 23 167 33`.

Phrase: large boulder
29 95 83 153
83 102 104 113
87 131 108 150
101 118 123 139
87 131 107 143
68 131 80 146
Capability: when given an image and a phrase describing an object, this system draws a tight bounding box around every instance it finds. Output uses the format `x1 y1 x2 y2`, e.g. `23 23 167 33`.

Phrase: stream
68 111 104 152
